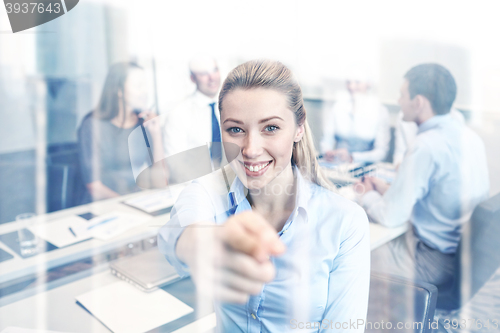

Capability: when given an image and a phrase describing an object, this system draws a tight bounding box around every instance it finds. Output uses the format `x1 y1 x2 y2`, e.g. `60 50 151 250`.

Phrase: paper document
70 211 150 241
124 190 177 213
29 215 91 248
76 281 193 333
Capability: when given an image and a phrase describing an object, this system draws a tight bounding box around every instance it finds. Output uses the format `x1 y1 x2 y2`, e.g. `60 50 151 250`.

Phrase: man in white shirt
163 56 221 158
359 63 489 285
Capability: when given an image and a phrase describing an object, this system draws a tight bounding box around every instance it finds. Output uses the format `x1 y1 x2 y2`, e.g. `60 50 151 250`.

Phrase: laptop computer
109 248 182 292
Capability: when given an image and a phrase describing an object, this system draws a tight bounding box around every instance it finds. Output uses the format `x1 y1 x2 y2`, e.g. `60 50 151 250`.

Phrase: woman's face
123 68 148 112
346 80 370 95
221 88 304 190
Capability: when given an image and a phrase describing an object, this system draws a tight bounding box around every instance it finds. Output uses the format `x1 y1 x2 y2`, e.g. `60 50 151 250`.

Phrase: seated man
360 63 489 285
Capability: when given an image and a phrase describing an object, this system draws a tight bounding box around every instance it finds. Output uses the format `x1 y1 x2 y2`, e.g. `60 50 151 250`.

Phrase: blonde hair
218 59 335 191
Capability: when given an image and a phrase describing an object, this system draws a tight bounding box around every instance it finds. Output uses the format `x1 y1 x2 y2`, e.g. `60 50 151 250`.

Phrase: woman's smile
240 160 273 177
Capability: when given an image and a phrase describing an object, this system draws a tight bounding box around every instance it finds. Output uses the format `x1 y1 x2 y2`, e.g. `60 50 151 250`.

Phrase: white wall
3 0 500 154
119 0 500 114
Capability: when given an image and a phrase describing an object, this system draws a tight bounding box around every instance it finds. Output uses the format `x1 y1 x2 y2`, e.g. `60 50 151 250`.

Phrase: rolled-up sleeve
321 206 370 332
360 141 434 228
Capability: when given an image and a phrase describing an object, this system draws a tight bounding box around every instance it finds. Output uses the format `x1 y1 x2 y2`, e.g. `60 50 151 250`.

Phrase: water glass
16 213 40 257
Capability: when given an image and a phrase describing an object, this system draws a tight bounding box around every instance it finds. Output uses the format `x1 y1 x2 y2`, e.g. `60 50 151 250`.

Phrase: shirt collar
418 113 451 134
193 90 217 106
226 165 311 223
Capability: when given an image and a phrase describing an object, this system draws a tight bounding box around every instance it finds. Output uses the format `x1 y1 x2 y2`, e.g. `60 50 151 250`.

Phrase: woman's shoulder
79 111 94 128
308 182 368 227
311 183 363 208
77 111 95 140
79 111 107 130
173 171 231 211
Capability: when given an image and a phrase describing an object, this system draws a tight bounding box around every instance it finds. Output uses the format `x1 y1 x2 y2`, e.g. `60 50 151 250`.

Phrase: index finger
238 211 286 255
220 211 285 261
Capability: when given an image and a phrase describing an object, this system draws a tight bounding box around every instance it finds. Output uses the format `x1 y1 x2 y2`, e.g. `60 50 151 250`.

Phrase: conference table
0 163 408 333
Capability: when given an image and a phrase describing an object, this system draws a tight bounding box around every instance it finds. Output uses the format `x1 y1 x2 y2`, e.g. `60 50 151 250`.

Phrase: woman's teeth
245 161 270 172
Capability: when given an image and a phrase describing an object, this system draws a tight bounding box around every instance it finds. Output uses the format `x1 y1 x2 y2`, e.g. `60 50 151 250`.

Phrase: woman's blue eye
265 125 279 132
228 127 242 133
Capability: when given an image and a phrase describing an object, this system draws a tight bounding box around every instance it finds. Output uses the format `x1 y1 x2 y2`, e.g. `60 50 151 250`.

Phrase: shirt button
251 313 257 319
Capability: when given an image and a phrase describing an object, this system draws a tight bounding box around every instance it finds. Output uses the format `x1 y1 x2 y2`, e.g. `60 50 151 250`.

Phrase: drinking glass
16 213 40 257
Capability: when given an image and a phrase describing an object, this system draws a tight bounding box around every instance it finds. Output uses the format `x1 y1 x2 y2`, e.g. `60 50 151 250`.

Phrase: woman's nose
242 133 263 159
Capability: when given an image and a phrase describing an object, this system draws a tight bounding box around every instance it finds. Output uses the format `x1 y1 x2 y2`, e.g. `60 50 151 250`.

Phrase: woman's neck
111 106 138 128
247 164 297 226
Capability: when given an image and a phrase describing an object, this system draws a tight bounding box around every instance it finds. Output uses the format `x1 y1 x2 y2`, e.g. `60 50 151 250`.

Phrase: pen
68 216 119 237
133 106 156 165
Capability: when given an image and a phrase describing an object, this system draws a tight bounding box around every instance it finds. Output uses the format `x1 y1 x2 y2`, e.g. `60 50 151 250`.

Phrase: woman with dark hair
78 62 162 202
159 60 370 332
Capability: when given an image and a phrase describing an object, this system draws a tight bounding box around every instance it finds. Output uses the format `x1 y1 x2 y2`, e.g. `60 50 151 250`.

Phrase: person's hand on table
176 211 285 304
354 176 375 196
355 176 390 196
368 176 390 195
324 148 353 163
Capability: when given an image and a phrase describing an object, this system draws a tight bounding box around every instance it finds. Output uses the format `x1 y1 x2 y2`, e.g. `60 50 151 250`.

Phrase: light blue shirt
361 114 489 254
158 166 370 332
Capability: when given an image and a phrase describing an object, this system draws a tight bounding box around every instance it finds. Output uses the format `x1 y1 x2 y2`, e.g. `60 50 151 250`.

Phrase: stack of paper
76 281 193 333
70 211 150 241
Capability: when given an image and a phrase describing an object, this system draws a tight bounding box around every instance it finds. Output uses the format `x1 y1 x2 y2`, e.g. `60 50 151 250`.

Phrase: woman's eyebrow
259 116 284 123
223 118 244 125
222 116 284 125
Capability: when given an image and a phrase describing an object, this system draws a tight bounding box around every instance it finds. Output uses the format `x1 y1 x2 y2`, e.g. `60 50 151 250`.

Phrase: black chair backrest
436 193 500 311
46 144 88 212
469 193 500 298
367 273 438 333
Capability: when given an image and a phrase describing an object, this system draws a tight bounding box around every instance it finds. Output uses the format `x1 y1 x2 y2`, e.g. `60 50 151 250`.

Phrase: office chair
46 146 88 212
436 193 500 311
434 193 500 332
385 127 396 163
367 273 438 333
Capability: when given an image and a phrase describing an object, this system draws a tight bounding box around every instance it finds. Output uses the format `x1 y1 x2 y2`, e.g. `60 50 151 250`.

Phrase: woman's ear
294 124 305 142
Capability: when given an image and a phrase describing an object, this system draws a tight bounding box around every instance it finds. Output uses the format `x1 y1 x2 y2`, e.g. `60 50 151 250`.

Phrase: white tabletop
0 222 407 333
0 174 408 333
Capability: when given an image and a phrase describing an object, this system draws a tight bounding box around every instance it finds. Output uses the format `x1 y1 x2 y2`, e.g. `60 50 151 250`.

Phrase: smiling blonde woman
158 60 370 332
